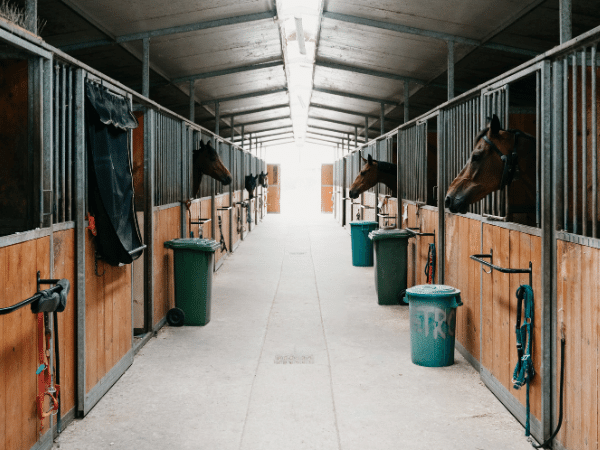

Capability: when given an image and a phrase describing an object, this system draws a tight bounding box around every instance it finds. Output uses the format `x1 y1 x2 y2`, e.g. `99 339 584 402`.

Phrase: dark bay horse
245 174 258 199
349 154 397 199
191 140 232 198
258 171 268 188
445 114 536 224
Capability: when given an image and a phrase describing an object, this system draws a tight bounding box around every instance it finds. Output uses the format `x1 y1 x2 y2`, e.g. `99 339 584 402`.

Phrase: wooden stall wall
1 237 53 449
443 213 481 363
214 194 230 264
185 198 212 240
232 191 242 248
321 164 333 213
267 164 280 214
362 192 377 222
377 195 398 229
85 231 132 394
555 241 600 450
53 229 77 422
153 206 182 328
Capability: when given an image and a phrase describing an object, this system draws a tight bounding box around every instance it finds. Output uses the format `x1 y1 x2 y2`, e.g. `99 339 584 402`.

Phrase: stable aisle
53 213 532 450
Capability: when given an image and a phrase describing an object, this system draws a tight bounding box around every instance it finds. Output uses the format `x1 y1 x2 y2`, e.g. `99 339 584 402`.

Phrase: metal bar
559 0 572 44
295 17 306 55
219 104 289 120
241 125 245 150
315 61 429 86
309 115 372 130
437 111 445 283
593 46 598 237
572 52 578 233
308 125 366 140
582 48 588 237
142 37 150 98
144 108 155 332
74 67 86 417
200 88 287 106
233 126 293 139
189 80 195 122
25 0 37 34
214 101 220 136
172 61 283 84
312 86 398 105
322 11 538 57
54 64 59 224
447 41 455 101
67 68 73 222
404 81 410 123
470 254 532 275
235 115 291 127
563 58 569 231
61 64 67 223
380 103 385 136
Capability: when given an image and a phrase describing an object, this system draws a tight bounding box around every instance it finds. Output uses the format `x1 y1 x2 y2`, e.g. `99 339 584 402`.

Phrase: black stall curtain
86 81 143 266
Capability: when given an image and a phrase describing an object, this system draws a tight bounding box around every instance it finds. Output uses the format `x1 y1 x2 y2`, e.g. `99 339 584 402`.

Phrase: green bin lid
368 228 414 241
350 220 378 227
404 284 462 307
164 238 221 252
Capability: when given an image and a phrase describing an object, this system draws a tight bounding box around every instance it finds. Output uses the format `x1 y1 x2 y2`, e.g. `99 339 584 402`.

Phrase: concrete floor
53 212 534 450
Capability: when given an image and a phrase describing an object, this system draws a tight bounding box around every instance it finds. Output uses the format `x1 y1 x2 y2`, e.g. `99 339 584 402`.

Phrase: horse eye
471 153 481 162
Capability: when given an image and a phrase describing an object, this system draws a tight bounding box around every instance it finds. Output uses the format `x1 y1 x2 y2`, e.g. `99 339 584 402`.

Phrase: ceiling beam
316 60 432 86
307 126 367 141
224 115 291 128
306 138 336 147
258 135 296 144
308 115 377 130
232 126 294 139
256 132 295 142
322 11 538 57
310 103 379 119
216 104 290 120
60 10 278 52
200 88 288 105
172 61 284 85
306 132 345 144
262 138 295 147
312 87 398 105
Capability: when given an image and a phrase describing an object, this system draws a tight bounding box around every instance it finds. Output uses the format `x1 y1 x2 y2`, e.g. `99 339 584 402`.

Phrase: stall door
321 164 333 213
267 164 280 213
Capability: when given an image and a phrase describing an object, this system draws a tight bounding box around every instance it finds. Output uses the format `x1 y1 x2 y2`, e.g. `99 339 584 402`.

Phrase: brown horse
349 154 397 199
191 140 232 199
445 115 536 224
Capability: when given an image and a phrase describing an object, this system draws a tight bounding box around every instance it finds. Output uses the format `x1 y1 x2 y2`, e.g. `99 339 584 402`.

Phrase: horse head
349 154 398 199
445 114 535 214
245 174 258 199
191 140 232 198
258 171 268 188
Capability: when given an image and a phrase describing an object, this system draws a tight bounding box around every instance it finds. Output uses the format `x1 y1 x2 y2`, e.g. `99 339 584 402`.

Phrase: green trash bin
350 221 378 266
403 285 463 367
164 238 221 326
369 228 415 305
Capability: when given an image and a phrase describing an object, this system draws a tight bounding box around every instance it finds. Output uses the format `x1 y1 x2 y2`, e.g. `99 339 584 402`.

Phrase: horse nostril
445 196 452 209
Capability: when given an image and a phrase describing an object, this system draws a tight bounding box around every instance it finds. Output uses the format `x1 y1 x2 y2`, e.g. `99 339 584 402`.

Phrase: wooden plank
0 246 6 450
494 226 511 389
530 234 542 421
508 230 525 406
469 219 481 359
60 230 77 414
5 244 23 450
104 261 115 371
481 224 493 371
85 235 98 394
581 245 597 450
321 164 333 186
456 216 467 348
556 240 567 446
596 247 600 450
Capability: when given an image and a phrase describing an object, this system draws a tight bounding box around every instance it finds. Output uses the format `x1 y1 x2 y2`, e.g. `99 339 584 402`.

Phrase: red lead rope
36 313 60 432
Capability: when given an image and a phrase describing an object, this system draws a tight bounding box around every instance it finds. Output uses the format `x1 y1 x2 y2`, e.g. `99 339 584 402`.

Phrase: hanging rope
424 242 436 284
512 284 535 437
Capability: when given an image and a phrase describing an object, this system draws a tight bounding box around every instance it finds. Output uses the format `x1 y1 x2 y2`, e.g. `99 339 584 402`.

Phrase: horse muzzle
445 195 469 214
221 175 232 185
348 189 359 199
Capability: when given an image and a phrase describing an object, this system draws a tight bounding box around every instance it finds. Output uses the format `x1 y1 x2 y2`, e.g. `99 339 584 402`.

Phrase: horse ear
489 114 501 135
367 154 373 165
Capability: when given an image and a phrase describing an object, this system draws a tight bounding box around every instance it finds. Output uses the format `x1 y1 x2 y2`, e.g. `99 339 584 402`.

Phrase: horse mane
377 160 396 175
474 127 536 147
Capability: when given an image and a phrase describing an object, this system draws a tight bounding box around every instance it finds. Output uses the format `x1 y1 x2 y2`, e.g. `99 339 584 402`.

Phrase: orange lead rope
36 313 60 432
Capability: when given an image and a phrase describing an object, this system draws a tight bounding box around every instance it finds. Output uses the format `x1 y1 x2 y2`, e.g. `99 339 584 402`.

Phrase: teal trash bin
350 221 378 266
369 228 415 305
164 238 221 326
403 285 463 367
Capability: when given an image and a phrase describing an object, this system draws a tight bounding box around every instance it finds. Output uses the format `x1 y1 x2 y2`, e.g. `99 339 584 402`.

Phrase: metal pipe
582 48 588 237
54 63 59 224
572 52 578 233
67 68 73 222
25 0 37 34
380 103 385 136
354 126 358 148
231 116 235 141
214 101 220 137
241 125 245 150
437 111 445 283
404 81 410 123
142 38 150 98
563 58 569 231
593 45 598 237
447 41 455 101
559 0 572 44
61 64 66 223
189 80 195 122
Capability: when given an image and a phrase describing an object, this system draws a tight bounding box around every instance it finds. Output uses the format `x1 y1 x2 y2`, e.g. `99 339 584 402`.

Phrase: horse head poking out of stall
191 140 232 199
245 174 258 199
445 114 536 223
349 154 397 199
258 171 268 188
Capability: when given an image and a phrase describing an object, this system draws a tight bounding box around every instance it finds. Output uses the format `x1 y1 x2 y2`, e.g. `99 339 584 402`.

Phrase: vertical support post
354 126 358 148
447 41 455 101
241 125 245 150
559 0 572 44
74 67 86 417
396 130 401 229
214 101 220 137
42 57 53 228
229 141 233 252
25 0 37 34
231 116 235 141
144 108 155 332
188 80 195 123
364 117 368 142
404 81 410 123
380 103 385 136
180 122 187 238
540 60 554 443
437 111 445 283
142 38 150 98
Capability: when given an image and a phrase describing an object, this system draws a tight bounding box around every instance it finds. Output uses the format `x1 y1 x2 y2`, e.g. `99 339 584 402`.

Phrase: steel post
189 80 195 122
447 41 455 101
559 0 572 44
404 81 410 123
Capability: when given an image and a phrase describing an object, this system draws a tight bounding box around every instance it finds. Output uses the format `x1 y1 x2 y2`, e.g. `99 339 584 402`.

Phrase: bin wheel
167 308 185 327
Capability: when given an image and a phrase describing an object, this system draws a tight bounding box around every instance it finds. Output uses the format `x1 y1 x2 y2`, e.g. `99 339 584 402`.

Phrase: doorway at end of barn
265 142 335 218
